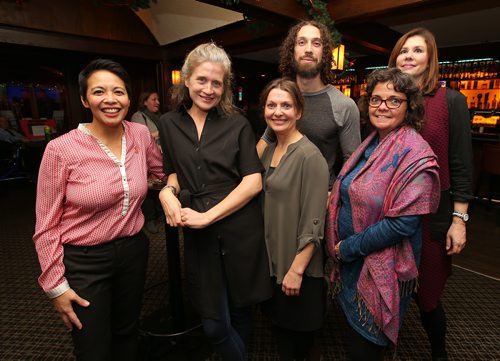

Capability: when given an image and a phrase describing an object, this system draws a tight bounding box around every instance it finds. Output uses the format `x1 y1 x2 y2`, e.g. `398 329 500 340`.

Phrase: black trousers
142 189 162 221
63 231 149 361
343 319 384 361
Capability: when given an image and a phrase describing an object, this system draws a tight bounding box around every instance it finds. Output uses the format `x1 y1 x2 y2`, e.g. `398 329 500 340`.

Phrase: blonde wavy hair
170 42 237 114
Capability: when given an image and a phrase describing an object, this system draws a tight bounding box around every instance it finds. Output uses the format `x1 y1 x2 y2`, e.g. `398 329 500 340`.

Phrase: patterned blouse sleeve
33 141 70 296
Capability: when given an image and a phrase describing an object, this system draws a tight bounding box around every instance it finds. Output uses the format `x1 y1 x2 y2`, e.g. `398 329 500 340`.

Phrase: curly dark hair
279 20 334 85
358 68 425 132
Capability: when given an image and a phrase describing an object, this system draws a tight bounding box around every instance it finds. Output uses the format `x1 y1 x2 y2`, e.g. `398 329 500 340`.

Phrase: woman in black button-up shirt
157 43 272 361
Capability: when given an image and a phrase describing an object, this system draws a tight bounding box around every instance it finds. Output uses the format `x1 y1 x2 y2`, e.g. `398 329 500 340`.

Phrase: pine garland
296 0 341 46
219 0 341 46
219 0 240 5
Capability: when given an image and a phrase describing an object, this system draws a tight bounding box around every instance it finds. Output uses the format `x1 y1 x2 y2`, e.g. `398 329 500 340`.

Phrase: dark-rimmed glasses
369 96 407 109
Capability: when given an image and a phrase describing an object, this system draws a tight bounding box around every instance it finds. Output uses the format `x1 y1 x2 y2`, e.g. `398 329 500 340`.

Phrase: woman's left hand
446 220 467 255
180 208 213 229
282 269 303 297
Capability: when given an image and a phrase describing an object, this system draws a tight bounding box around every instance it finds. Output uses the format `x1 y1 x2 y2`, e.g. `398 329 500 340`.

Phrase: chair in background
0 110 18 130
0 141 31 182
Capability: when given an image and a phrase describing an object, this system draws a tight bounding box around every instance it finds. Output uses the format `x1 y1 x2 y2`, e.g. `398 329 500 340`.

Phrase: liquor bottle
485 60 493 78
483 93 490 109
478 61 486 78
471 61 478 79
470 96 476 108
459 62 466 79
464 62 471 79
44 126 52 142
493 60 500 78
477 93 483 109
492 94 498 109
453 62 461 79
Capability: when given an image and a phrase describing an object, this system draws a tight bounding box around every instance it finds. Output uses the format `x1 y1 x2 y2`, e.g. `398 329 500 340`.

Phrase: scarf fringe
399 278 418 298
354 277 418 337
355 293 380 334
331 279 342 298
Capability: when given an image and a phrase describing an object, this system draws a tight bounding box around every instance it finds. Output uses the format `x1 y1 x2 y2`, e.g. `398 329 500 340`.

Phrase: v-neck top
33 121 165 296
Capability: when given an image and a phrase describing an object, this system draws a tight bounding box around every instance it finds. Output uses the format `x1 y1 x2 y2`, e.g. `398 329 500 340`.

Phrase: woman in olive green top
260 78 329 361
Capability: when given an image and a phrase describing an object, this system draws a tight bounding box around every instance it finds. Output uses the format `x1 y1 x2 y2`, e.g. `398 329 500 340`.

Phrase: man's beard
293 59 322 79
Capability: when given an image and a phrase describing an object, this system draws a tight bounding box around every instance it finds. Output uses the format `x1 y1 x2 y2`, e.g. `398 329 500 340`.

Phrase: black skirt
263 275 326 332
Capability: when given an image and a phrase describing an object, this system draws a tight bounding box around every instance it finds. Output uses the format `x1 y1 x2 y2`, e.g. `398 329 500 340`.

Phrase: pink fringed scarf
326 126 440 344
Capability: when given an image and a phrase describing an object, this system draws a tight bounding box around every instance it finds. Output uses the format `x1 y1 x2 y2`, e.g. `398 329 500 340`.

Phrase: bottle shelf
439 59 499 81
447 79 500 110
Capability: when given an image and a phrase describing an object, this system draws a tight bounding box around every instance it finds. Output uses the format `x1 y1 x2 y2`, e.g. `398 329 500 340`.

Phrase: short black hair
78 59 132 100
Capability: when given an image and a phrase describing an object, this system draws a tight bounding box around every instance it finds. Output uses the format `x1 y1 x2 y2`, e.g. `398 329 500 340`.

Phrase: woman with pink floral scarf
326 67 440 360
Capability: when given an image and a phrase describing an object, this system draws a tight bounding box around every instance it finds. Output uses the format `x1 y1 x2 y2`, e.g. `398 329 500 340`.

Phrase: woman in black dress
157 42 272 361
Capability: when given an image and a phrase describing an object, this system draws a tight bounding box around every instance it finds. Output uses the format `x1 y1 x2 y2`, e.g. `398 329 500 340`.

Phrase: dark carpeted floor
0 181 498 360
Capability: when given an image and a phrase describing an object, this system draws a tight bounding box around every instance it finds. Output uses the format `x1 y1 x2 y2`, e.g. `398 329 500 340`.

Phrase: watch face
454 212 469 222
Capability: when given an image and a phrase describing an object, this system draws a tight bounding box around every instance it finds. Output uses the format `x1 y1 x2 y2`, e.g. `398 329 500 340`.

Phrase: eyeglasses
369 96 407 109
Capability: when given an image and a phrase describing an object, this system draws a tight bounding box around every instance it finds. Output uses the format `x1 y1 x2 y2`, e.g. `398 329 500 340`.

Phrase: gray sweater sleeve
335 97 361 162
261 126 276 144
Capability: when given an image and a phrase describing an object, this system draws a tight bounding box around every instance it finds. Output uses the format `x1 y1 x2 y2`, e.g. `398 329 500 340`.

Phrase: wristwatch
452 211 469 222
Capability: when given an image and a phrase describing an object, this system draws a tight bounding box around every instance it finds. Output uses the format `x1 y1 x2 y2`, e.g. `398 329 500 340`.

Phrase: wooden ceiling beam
162 19 287 62
198 0 435 24
327 0 436 23
197 0 308 20
375 0 500 26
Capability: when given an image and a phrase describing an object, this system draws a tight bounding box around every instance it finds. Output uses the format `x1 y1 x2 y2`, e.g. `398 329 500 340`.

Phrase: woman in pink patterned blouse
33 59 165 361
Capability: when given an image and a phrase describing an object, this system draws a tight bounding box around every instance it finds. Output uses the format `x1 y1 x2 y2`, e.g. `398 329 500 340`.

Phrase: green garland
219 0 240 5
296 0 341 46
218 0 341 46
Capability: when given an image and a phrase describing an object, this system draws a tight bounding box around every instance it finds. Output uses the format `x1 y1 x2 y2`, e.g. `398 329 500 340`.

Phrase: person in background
389 28 474 361
260 78 329 361
33 59 165 361
130 91 161 143
157 43 272 361
0 116 27 144
257 20 360 189
131 91 163 233
326 68 440 360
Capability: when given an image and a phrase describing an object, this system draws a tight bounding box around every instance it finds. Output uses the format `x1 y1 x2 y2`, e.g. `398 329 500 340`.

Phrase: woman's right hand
51 289 90 330
159 187 183 227
282 269 303 296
